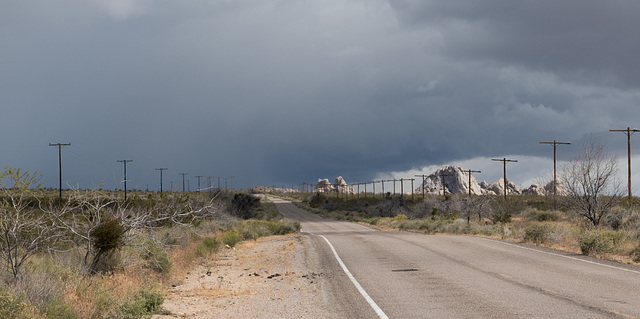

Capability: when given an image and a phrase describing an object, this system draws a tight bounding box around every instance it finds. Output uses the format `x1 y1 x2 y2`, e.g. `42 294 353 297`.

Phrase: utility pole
539 141 571 210
117 160 133 202
195 175 203 192
49 142 70 201
411 178 414 201
492 158 518 200
179 173 188 192
415 174 428 199
440 172 453 197
461 169 481 197
610 127 639 202
155 168 167 194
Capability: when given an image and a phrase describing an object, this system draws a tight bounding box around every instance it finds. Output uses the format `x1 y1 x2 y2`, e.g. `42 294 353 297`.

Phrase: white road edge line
319 235 389 319
480 237 640 275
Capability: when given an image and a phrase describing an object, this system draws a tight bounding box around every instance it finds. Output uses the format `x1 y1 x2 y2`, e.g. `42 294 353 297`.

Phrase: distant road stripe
319 235 389 319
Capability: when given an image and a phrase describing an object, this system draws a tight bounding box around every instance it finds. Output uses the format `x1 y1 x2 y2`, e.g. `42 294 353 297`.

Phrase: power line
539 140 571 210
117 160 133 201
610 127 639 201
49 143 70 201
492 158 518 200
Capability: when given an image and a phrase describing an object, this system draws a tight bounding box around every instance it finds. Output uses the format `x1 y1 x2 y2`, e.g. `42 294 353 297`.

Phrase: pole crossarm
610 127 639 201
492 158 518 200
460 169 481 196
539 141 571 210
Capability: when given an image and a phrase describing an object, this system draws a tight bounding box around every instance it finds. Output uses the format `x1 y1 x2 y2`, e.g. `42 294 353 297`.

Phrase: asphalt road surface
272 198 640 319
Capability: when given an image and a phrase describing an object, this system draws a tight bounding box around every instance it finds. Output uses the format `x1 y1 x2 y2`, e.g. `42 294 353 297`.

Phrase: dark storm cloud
1 0 640 190
388 0 640 88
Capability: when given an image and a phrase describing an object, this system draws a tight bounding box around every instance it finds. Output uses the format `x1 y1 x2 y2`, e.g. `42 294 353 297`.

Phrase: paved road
273 198 640 319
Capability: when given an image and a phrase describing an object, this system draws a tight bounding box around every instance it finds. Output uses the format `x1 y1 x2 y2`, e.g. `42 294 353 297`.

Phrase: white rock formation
486 178 521 196
315 179 333 192
315 177 354 194
415 165 485 195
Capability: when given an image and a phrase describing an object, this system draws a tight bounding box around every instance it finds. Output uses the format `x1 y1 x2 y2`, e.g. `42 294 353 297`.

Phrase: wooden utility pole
49 142 70 201
539 141 571 210
155 168 167 194
415 174 428 199
610 127 639 202
461 169 481 196
117 160 133 201
492 158 518 200
195 175 203 192
179 173 188 192
411 178 414 201
440 172 453 197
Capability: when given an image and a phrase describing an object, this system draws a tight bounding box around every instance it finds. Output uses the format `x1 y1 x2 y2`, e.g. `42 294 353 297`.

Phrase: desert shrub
364 217 381 225
578 230 616 255
230 193 260 219
89 214 125 273
109 288 164 319
142 241 172 274
43 299 78 319
308 194 324 208
534 212 559 222
196 237 220 258
523 223 552 245
631 244 640 263
221 231 242 247
266 219 300 235
0 288 26 319
491 211 512 224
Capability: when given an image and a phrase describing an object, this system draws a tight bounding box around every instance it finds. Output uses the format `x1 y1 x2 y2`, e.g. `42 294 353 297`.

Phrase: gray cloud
1 0 639 191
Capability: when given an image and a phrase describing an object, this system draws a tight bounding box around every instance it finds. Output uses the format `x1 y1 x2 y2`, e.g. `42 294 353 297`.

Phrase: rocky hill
414 165 555 196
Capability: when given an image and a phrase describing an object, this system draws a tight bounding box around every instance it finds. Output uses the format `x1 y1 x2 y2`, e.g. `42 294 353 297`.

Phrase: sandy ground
154 234 329 318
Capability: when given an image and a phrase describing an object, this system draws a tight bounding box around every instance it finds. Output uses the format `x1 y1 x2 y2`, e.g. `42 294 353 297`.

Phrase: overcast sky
2 0 640 192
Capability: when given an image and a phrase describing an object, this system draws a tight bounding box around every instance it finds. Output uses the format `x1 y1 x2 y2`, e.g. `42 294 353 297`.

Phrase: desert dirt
154 233 329 318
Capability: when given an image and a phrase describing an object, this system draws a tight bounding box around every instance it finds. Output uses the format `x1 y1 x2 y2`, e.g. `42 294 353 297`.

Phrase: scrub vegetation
0 166 299 318
279 190 640 264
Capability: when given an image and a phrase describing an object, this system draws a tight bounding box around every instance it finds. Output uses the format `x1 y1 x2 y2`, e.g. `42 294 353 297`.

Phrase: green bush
631 244 640 263
534 212 559 222
43 299 79 319
523 223 551 245
110 289 164 319
578 230 615 256
221 231 242 247
143 241 172 274
0 289 26 319
230 193 261 219
196 237 220 257
267 219 300 235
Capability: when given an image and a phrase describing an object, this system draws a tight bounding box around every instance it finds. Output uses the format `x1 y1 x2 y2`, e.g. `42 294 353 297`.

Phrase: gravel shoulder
154 233 330 318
